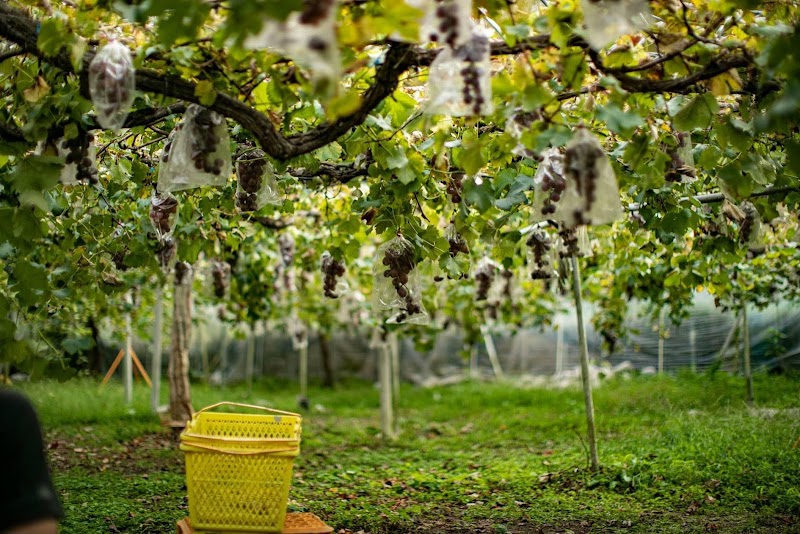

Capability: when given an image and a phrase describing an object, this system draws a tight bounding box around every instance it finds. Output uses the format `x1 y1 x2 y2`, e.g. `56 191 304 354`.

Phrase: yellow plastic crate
180 402 302 533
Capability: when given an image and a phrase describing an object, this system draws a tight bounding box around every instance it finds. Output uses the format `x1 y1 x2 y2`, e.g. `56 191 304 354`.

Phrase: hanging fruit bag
373 233 429 325
88 40 136 132
236 149 281 212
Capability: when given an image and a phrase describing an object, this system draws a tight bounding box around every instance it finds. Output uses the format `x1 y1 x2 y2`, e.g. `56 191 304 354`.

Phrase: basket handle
181 441 299 456
194 401 301 418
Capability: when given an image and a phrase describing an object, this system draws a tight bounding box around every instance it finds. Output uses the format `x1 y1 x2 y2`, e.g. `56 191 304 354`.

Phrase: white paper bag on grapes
579 0 652 50
88 40 135 132
321 251 349 299
243 0 340 88
158 104 231 193
526 227 558 280
235 149 281 212
149 192 179 242
57 134 98 185
560 126 624 228
426 33 493 117
373 233 429 325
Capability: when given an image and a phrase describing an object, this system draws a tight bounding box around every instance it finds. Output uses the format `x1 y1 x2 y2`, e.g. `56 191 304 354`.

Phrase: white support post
150 285 163 412
299 340 308 399
555 317 564 375
378 334 395 440
658 308 665 374
246 324 255 392
743 304 753 406
124 310 133 404
481 325 504 380
390 333 400 401
571 255 599 472
689 324 697 373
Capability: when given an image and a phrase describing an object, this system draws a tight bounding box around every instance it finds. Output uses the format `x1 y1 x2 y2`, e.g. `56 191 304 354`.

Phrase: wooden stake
168 262 194 427
130 349 152 387
571 255 599 472
101 349 125 386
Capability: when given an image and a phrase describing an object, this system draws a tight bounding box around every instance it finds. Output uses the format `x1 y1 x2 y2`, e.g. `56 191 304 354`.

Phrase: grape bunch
538 156 567 217
564 131 605 225
156 237 177 271
526 229 554 280
212 261 230 298
432 1 460 48
149 194 179 238
236 150 267 212
501 269 514 300
62 132 98 184
321 252 346 299
457 36 489 115
381 242 422 320
188 105 225 176
474 261 496 301
445 172 464 203
558 227 581 258
299 0 335 25
278 233 295 266
448 233 469 257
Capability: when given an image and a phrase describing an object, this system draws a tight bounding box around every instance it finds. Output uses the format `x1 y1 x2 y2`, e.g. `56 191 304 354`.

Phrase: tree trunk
87 317 102 374
168 262 194 427
318 332 335 389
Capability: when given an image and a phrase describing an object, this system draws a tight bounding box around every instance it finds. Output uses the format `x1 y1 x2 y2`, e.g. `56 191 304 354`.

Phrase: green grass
15 372 800 533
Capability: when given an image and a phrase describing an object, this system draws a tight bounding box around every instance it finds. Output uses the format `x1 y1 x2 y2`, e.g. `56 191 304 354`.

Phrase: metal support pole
379 337 395 440
571 255 599 472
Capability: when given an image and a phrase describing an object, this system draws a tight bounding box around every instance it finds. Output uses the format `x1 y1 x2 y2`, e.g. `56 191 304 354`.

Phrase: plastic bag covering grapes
530 147 568 223
526 227 558 280
88 40 135 132
243 0 340 88
426 33 493 117
321 252 349 299
667 132 696 183
505 111 540 159
474 256 500 302
57 134 98 185
157 104 231 193
235 150 281 212
211 260 231 299
415 0 473 47
557 225 592 258
580 0 652 50
561 127 624 227
739 202 766 257
373 234 429 325
446 223 469 257
149 193 179 242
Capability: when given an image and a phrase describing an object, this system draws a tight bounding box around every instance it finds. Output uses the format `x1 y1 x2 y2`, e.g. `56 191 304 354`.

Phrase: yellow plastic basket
179 402 302 533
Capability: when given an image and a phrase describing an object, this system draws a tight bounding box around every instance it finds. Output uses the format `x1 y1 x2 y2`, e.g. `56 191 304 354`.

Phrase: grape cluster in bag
149 193 179 242
235 149 281 212
427 33 493 117
373 234 429 324
158 104 231 193
88 40 136 132
57 133 98 185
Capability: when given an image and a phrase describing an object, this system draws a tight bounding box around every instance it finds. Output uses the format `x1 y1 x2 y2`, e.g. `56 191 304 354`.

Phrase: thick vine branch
0 1 757 162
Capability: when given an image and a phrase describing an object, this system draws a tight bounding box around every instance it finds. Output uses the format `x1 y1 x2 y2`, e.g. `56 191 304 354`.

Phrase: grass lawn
15 371 800 533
